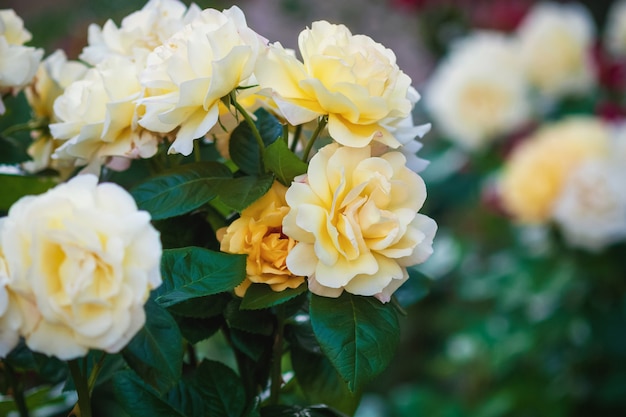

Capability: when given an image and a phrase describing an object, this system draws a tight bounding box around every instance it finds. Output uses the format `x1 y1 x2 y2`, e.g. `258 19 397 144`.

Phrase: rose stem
301 116 327 162
4 362 30 417
68 359 92 417
269 304 286 405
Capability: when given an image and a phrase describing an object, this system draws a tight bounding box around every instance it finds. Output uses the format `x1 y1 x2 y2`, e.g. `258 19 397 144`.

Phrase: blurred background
6 1 626 416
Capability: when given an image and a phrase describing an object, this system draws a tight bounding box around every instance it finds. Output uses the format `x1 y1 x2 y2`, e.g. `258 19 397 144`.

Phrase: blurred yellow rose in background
499 117 610 223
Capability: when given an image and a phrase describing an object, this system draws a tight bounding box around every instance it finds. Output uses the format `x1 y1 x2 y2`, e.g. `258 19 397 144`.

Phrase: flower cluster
422 1 626 253
1 0 436 365
424 1 597 151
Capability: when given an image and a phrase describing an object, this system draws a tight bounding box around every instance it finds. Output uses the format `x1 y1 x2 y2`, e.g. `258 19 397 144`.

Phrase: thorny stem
68 359 92 417
231 95 265 157
290 125 302 153
301 116 327 162
269 305 286 405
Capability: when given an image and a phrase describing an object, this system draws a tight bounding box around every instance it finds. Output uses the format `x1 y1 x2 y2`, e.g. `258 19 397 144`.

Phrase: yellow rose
0 174 162 360
50 55 160 173
500 117 610 223
218 181 304 297
23 50 88 175
283 143 437 302
0 246 21 357
255 21 420 149
138 6 263 156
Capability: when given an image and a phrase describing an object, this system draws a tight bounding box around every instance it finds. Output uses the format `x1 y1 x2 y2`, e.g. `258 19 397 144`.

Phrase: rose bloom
50 55 160 173
138 6 263 156
255 20 429 149
23 50 88 175
425 31 531 150
553 158 626 252
80 0 201 66
0 174 162 359
283 143 437 303
516 2 596 98
218 181 303 297
605 0 626 57
0 247 23 357
0 9 43 114
499 117 610 224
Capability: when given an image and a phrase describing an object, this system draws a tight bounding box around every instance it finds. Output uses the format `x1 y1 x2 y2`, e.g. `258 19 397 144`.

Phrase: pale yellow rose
0 244 20 357
283 143 437 302
0 9 43 114
517 2 596 98
425 31 531 150
0 174 162 359
23 50 88 175
218 181 304 297
138 6 264 156
50 55 160 173
500 117 610 224
80 0 201 66
255 21 427 149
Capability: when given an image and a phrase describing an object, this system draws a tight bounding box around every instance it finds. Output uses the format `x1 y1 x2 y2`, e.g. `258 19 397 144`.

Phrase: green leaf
6 342 68 383
167 293 232 318
187 360 247 417
122 300 183 393
0 385 75 417
224 299 274 336
154 212 220 250
156 247 246 308
174 315 223 344
260 405 347 417
131 161 232 220
291 345 361 416
218 174 274 212
309 293 400 392
0 174 58 211
229 108 282 176
113 370 187 417
228 329 273 362
240 283 307 310
263 139 308 186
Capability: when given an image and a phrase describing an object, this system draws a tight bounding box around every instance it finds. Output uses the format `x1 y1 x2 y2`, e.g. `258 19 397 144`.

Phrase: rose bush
0 2 437 416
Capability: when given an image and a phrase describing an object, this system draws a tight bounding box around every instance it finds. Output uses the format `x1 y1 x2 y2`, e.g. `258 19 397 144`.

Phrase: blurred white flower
517 2 596 98
425 31 531 150
139 6 263 156
605 0 626 56
553 158 626 252
80 0 201 66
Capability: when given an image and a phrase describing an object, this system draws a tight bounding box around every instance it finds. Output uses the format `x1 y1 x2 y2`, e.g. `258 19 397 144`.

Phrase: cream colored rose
23 50 88 174
50 55 160 173
0 245 20 357
500 117 610 224
425 31 531 150
283 143 437 302
138 6 263 156
517 2 596 98
80 0 200 66
605 0 626 56
255 21 428 149
0 9 43 114
0 174 162 359
218 181 304 297
553 158 626 252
